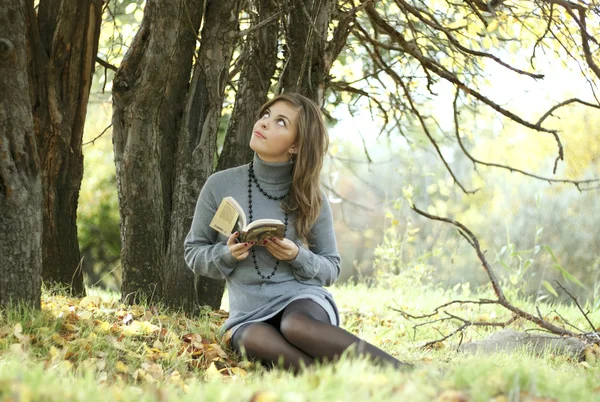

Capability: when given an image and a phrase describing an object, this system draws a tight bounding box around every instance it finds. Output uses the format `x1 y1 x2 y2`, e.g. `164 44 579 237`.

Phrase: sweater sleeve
288 195 341 287
184 175 239 279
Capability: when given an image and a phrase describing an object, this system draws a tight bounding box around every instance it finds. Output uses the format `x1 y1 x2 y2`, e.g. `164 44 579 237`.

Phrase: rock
458 329 586 359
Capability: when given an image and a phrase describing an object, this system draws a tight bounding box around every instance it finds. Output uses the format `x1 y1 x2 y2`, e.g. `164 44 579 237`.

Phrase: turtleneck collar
251 153 294 185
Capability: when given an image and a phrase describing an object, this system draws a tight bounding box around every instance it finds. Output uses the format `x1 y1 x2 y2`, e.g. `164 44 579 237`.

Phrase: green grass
1 276 599 402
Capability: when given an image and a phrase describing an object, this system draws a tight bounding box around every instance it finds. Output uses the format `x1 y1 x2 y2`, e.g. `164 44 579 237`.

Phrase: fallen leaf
204 361 222 381
221 367 247 377
79 295 101 309
10 343 24 356
115 361 129 374
78 310 93 320
436 390 468 402
204 344 228 362
13 323 23 340
249 390 278 402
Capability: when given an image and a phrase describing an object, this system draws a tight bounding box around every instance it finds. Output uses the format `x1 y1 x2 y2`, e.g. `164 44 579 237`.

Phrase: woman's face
249 100 299 163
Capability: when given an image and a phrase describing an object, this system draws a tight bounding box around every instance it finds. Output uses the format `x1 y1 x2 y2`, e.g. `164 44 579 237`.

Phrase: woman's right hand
227 232 254 261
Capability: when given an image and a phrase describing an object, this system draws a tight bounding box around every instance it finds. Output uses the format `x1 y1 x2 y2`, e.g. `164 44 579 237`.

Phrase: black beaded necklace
248 160 289 280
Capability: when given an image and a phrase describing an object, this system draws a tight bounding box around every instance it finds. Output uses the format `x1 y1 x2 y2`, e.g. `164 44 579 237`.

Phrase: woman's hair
257 93 329 245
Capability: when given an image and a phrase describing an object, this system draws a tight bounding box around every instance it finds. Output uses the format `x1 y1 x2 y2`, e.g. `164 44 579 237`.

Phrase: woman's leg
279 299 412 370
232 319 314 373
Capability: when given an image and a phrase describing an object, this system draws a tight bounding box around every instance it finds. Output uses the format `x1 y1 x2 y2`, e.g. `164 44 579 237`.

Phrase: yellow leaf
64 323 79 332
436 390 468 402
487 19 499 32
79 295 101 309
78 310 93 320
226 367 247 377
169 371 186 388
49 346 61 361
97 321 111 333
249 391 278 402
482 36 493 49
51 334 66 346
204 362 222 381
115 361 129 374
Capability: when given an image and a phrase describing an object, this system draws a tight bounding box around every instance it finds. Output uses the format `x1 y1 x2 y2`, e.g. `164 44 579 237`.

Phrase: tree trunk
113 0 205 305
164 0 242 311
217 0 279 173
280 0 337 104
26 0 103 295
0 0 43 308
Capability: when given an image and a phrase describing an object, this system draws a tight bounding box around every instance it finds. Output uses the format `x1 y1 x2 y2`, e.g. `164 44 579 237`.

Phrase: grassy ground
1 275 599 402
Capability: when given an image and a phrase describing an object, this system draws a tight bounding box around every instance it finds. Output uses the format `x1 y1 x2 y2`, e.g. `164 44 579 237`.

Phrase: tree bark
217 0 279 172
280 0 337 104
0 0 43 308
164 0 242 311
113 0 205 305
26 0 103 295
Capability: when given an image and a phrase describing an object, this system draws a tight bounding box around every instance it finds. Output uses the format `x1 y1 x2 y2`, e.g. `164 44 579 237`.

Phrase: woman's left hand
263 237 299 261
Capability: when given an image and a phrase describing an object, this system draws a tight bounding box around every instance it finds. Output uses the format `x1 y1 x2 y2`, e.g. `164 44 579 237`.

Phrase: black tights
231 299 411 372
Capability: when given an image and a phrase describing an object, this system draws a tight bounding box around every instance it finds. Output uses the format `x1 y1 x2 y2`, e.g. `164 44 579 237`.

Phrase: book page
224 196 246 230
243 220 285 244
209 198 240 236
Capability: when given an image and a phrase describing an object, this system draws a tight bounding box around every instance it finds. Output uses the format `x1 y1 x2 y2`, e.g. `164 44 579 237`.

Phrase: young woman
184 93 411 372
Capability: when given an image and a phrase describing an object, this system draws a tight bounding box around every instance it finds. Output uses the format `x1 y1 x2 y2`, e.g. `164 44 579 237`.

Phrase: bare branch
398 78 477 194
96 57 118 72
390 299 501 320
358 27 478 194
536 97 600 125
453 91 600 190
335 0 377 19
82 124 112 146
364 4 567 173
555 281 597 333
531 2 554 69
418 313 518 349
410 204 577 337
330 80 389 132
237 10 282 37
395 0 545 79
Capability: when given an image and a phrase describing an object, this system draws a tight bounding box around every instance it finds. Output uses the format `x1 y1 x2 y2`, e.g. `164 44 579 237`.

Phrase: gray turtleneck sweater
184 154 341 337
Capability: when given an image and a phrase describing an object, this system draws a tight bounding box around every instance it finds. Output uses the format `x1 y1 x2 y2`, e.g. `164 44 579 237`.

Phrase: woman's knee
233 322 274 352
279 312 318 345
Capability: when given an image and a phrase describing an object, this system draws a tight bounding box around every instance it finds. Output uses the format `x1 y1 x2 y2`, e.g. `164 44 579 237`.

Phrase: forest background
1 0 599 313
77 0 600 308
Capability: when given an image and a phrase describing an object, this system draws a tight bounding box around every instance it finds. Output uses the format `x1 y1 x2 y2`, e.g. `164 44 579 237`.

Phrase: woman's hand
263 237 299 261
227 232 254 261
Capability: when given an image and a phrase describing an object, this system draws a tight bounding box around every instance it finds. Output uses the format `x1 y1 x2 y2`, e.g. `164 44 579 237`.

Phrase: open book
209 196 286 244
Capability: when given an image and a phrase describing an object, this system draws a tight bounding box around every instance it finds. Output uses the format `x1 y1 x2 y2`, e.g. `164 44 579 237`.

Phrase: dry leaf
221 367 247 377
436 390 468 402
204 361 222 381
115 361 129 374
79 295 101 309
249 390 278 402
10 343 24 356
13 323 23 340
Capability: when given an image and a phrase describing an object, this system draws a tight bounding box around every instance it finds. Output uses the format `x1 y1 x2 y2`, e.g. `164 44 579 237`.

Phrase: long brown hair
257 93 329 244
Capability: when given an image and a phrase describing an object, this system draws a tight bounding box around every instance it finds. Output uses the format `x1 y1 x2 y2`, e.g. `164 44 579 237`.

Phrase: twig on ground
555 281 597 333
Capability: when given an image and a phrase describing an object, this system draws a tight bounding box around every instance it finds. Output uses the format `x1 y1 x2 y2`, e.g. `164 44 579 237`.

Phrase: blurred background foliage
79 0 599 307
